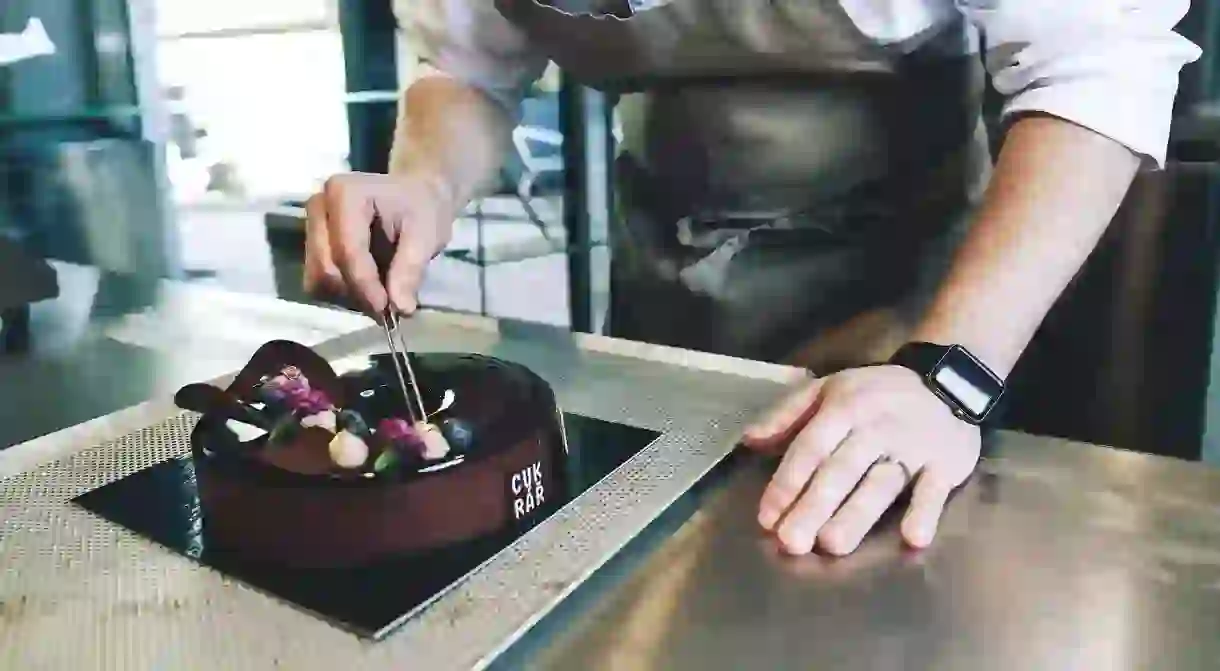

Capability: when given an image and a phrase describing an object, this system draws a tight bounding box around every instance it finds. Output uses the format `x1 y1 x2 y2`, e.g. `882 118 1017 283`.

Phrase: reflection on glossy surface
515 441 1220 671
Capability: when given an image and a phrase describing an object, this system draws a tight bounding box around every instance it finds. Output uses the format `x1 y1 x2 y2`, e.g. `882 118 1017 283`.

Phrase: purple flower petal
290 389 331 415
283 387 309 407
377 418 425 456
285 380 312 397
376 418 411 441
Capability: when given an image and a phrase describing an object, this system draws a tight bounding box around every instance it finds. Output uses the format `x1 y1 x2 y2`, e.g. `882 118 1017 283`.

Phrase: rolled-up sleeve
394 0 548 115
958 1 1202 167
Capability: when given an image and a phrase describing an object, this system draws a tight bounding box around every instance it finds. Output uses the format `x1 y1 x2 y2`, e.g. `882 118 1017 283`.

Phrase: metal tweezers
371 218 427 423
380 310 427 423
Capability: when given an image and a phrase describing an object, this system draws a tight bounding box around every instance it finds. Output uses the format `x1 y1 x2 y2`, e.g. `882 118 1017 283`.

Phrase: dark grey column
558 77 613 334
1176 2 1219 111
336 0 398 173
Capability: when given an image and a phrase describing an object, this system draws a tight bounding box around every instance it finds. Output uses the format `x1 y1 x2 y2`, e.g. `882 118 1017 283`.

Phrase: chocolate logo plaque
508 460 547 521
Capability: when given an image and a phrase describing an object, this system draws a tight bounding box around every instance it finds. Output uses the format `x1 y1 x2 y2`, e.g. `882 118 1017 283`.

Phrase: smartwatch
889 342 1005 425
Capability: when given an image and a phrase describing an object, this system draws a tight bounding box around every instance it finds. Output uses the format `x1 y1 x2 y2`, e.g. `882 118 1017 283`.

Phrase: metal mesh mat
2 412 197 511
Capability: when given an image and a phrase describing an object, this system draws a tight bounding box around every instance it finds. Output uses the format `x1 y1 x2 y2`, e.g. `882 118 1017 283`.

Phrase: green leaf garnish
373 449 400 473
267 414 299 445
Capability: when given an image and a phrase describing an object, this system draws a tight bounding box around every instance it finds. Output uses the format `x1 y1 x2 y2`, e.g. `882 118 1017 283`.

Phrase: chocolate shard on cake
176 342 568 568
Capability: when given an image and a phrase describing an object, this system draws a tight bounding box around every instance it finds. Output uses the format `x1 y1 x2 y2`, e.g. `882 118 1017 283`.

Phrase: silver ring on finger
873 453 915 485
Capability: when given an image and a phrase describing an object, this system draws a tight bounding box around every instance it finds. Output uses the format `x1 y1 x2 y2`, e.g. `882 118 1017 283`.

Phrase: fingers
772 431 884 555
757 401 852 531
750 365 979 557
303 194 346 300
900 470 954 549
323 176 388 316
742 377 824 450
385 224 434 315
818 458 912 556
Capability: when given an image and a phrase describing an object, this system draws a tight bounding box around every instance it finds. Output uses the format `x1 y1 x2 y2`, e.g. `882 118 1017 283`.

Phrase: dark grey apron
498 0 993 367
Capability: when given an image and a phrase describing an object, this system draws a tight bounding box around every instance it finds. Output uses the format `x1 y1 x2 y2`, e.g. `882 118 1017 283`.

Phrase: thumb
741 377 824 449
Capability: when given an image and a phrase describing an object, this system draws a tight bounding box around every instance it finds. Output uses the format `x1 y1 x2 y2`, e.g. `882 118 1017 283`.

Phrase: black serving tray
74 413 660 640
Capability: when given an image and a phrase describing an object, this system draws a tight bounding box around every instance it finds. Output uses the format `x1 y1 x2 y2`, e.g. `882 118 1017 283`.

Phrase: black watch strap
889 342 947 377
889 342 1006 426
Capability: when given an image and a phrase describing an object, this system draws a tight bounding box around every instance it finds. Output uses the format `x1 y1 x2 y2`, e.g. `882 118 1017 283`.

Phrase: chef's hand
742 365 980 556
304 171 457 316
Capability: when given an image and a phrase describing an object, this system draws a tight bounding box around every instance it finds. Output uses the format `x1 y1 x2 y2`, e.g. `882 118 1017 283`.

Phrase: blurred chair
511 124 563 238
1 139 179 279
495 94 565 240
0 238 58 353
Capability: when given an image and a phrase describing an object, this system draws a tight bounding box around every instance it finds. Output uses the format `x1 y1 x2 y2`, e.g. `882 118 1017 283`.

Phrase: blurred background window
154 0 348 204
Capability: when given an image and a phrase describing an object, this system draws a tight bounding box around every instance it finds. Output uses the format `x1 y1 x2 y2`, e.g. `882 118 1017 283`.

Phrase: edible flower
288 388 332 415
377 417 425 454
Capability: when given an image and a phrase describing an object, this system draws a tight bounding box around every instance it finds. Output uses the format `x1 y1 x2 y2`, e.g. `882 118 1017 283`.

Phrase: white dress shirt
396 0 1200 167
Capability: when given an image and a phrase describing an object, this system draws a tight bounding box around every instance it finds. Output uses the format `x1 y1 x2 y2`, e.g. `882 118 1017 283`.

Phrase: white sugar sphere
301 410 337 433
414 421 452 460
328 430 369 469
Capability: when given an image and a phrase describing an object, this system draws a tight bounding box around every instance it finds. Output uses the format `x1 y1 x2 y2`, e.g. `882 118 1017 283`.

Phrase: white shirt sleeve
395 0 548 115
957 0 1202 167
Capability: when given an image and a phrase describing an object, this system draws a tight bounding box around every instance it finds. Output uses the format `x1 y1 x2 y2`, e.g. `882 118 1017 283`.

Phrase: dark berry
439 418 475 452
257 385 287 404
337 409 372 438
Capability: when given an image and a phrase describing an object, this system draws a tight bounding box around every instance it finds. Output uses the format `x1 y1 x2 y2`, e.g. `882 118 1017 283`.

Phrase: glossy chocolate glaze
188 352 567 568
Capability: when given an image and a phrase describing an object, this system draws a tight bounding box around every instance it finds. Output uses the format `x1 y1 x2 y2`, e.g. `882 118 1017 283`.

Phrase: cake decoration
337 408 372 438
415 422 452 460
433 389 456 414
328 430 370 469
439 417 474 451
301 410 337 432
268 413 301 443
373 417 424 472
246 363 469 471
175 340 476 476
372 448 401 474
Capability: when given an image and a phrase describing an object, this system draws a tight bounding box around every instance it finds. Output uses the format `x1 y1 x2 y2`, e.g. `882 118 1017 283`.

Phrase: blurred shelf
0 107 142 127
343 88 560 105
344 90 399 105
157 21 335 41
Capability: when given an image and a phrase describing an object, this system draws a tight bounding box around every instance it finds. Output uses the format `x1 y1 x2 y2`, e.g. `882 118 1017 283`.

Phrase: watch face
931 346 1003 421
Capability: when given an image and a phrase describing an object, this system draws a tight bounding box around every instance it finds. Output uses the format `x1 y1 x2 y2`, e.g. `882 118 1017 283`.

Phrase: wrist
910 312 1025 381
888 342 1007 426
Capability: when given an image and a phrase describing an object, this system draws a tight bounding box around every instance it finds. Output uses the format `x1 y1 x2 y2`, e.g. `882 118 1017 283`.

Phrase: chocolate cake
175 341 569 568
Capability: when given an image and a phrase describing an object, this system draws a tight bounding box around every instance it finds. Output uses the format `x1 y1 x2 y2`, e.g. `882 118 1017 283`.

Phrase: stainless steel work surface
512 434 1220 671
0 307 806 670
6 301 1220 670
0 262 370 455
